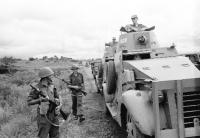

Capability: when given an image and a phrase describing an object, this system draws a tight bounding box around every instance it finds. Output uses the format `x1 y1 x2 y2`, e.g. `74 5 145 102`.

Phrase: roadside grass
1 114 32 137
10 71 37 86
0 107 11 125
0 80 36 137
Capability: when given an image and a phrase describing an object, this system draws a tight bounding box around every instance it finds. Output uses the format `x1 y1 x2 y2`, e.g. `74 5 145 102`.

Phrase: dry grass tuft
0 107 11 125
11 71 37 86
1 114 32 137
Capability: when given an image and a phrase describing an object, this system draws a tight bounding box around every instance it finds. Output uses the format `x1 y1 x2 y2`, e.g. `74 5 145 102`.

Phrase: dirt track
59 66 127 138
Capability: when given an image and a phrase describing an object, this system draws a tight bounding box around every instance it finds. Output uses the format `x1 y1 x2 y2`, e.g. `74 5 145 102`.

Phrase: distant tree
29 57 35 61
49 57 54 61
0 56 16 65
54 55 58 60
60 56 64 60
42 56 48 60
15 58 22 61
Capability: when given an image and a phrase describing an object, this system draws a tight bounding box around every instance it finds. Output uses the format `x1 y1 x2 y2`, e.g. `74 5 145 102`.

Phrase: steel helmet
131 15 138 19
38 67 54 78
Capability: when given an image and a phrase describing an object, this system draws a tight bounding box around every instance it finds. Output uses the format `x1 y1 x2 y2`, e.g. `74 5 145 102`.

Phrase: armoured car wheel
126 112 146 138
98 63 103 79
103 62 108 83
103 83 114 103
106 61 116 94
97 63 103 94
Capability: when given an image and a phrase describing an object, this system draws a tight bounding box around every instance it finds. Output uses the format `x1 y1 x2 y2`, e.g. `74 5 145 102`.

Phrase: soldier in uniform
125 15 147 32
27 67 62 138
68 65 85 122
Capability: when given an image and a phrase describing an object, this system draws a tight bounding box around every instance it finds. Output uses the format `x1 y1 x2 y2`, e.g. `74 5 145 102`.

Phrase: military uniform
27 67 61 138
131 24 146 30
69 71 84 118
125 14 147 32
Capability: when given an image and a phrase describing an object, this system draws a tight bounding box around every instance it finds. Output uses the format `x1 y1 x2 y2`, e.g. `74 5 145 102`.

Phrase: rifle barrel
54 77 87 96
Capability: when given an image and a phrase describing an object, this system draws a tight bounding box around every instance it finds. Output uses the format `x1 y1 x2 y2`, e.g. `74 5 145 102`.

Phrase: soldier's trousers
72 95 83 116
37 114 59 138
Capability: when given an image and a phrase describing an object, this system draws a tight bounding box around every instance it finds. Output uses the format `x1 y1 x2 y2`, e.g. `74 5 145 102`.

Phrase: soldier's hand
40 97 49 102
55 106 61 115
54 98 60 106
74 86 81 90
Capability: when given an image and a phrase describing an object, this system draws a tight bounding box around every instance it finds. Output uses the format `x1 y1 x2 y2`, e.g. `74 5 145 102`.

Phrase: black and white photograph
0 0 200 138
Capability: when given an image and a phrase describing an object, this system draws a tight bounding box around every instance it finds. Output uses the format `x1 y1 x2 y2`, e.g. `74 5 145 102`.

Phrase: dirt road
60 66 126 138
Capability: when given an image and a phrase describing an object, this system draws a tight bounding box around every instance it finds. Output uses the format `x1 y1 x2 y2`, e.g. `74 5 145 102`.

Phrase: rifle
30 84 69 120
54 76 87 96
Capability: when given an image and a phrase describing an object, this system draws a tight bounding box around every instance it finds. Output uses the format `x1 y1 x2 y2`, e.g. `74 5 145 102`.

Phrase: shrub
0 56 16 66
0 82 11 100
0 107 11 124
8 85 31 114
0 83 31 113
29 57 35 61
11 71 37 86
1 114 31 137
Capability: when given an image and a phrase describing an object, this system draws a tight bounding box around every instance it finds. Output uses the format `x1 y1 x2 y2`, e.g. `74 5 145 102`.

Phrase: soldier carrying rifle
63 65 85 122
27 67 63 138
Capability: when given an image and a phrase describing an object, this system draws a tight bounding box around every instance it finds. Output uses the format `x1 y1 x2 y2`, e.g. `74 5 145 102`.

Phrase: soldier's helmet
71 65 79 70
38 67 54 78
131 14 138 19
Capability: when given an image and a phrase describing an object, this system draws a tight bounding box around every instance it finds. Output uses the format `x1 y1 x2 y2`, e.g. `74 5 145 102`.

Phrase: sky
0 0 199 59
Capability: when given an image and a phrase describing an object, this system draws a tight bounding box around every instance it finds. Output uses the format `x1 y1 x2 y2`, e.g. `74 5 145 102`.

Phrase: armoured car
103 26 200 138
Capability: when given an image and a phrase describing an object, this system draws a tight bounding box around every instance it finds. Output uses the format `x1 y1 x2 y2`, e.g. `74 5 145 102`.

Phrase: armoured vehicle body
103 27 200 138
179 52 200 70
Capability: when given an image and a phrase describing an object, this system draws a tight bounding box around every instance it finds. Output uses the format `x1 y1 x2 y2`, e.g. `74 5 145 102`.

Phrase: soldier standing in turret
27 67 62 138
125 15 147 32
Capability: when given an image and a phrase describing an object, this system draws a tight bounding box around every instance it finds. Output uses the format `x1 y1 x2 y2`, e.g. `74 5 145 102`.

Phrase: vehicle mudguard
122 90 166 136
103 83 114 103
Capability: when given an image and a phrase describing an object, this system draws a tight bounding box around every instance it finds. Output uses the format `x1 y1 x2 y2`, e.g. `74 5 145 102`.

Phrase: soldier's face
44 75 53 84
49 75 53 80
73 69 78 74
132 17 138 23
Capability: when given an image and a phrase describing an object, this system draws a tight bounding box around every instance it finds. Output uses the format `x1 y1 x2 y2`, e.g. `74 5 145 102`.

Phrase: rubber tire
97 63 103 94
103 83 114 103
98 63 103 78
106 61 116 95
103 62 108 83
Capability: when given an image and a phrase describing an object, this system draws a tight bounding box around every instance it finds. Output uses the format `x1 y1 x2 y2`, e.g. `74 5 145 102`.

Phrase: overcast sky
0 0 199 59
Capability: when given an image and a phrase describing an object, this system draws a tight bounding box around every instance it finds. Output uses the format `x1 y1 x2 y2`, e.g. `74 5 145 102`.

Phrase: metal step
106 103 117 118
